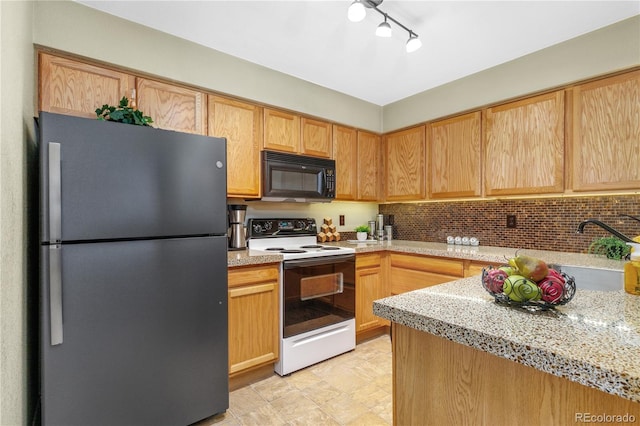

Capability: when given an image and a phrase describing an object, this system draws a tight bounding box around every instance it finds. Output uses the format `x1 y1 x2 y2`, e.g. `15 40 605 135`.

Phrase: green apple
503 275 540 302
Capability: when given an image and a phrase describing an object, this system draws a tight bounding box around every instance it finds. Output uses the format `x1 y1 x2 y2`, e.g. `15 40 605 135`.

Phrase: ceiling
77 1 640 106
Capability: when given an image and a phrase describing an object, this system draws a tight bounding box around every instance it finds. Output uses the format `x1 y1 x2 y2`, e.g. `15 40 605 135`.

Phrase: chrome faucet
576 219 634 243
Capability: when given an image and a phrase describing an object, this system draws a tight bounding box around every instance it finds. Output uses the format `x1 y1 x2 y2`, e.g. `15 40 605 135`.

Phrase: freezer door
40 236 228 426
39 112 227 242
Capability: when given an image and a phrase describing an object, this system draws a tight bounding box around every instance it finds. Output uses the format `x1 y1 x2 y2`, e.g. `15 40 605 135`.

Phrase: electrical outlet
506 215 517 228
339 215 345 226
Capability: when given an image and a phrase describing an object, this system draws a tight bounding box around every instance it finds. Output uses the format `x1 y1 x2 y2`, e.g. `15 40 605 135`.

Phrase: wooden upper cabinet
333 125 358 200
39 53 134 118
428 112 482 198
301 118 333 158
570 70 640 191
484 91 565 196
357 131 382 201
208 95 262 198
263 108 300 153
135 78 206 135
385 126 426 201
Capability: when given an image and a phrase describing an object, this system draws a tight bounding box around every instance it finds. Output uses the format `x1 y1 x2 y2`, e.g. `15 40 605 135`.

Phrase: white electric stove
247 218 356 375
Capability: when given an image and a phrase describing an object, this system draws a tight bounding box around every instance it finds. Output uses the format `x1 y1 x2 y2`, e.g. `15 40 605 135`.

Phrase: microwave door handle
320 169 327 196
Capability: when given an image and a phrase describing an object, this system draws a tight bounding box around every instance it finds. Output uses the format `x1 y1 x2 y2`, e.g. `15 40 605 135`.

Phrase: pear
508 254 549 282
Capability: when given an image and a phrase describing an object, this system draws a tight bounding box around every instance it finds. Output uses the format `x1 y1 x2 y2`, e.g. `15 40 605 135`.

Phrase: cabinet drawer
389 253 464 277
228 264 279 287
390 268 459 294
356 253 382 269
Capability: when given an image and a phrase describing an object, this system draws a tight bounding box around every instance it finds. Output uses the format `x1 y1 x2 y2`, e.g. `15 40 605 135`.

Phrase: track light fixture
348 0 421 52
376 14 392 38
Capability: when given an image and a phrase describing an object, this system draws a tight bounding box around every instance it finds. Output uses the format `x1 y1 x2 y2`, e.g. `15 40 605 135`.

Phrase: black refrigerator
38 112 229 426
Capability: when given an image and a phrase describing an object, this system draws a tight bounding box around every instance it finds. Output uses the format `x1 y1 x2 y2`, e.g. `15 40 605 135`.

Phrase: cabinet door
484 91 564 195
263 108 300 153
385 126 426 201
136 78 206 135
356 253 389 333
333 125 358 200
208 95 262 198
357 131 382 201
301 118 332 158
429 112 482 198
571 70 640 191
39 53 134 119
228 265 279 376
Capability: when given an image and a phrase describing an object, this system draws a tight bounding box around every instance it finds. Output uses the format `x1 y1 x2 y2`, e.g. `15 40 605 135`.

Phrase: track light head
348 0 366 22
376 15 392 37
406 33 422 53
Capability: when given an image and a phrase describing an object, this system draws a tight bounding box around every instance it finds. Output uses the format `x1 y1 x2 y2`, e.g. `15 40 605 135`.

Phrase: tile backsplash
379 195 640 254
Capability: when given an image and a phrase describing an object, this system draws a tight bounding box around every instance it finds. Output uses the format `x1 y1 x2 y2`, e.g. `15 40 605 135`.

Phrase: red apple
538 276 565 304
483 268 508 294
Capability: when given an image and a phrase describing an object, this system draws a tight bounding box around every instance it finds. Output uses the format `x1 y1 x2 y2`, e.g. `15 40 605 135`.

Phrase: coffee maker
228 204 247 250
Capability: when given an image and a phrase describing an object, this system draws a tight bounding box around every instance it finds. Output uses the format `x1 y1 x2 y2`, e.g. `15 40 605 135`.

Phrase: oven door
282 254 355 338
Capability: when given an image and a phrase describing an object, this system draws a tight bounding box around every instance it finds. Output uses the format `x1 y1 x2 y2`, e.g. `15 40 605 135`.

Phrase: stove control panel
248 218 317 238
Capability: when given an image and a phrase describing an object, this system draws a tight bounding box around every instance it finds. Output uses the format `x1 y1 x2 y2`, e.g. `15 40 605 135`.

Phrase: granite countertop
373 278 640 402
228 239 624 271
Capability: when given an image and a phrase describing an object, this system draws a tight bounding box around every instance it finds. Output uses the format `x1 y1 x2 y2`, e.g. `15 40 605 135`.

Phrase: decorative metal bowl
481 265 576 311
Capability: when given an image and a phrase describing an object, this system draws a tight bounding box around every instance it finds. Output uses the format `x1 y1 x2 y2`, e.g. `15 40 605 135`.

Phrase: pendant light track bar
366 1 418 38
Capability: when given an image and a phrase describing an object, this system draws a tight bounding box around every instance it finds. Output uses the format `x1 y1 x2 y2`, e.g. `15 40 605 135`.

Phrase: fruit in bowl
481 254 576 308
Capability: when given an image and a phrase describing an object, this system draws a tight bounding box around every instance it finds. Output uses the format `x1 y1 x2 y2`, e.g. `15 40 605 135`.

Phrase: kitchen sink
559 265 623 292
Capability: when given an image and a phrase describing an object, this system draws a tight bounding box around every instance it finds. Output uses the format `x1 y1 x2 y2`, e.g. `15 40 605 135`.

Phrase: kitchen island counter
373 277 640 424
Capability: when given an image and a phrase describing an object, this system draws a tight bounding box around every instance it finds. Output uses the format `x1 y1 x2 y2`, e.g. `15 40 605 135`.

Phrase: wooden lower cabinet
464 260 503 277
393 323 640 426
228 263 279 377
355 253 389 338
389 253 464 295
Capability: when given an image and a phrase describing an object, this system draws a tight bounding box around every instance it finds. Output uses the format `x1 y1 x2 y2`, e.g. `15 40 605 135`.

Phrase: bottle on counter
624 242 640 295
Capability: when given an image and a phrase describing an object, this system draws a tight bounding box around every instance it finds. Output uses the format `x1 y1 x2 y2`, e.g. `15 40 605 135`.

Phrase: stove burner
265 247 285 251
280 249 307 254
321 246 341 250
300 245 323 249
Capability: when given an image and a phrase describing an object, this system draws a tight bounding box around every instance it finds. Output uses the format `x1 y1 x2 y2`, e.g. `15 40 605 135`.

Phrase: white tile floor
196 335 392 426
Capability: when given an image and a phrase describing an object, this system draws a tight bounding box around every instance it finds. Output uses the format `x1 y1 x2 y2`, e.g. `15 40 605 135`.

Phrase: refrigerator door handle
49 142 62 242
49 245 63 345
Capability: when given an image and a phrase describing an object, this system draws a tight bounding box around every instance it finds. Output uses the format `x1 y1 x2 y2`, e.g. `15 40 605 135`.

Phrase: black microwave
261 151 335 202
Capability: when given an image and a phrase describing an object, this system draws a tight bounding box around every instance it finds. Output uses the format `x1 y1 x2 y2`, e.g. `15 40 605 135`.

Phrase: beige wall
383 14 640 132
0 2 35 425
32 1 383 133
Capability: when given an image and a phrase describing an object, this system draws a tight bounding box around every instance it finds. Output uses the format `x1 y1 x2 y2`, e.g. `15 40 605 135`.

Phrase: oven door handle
283 254 355 269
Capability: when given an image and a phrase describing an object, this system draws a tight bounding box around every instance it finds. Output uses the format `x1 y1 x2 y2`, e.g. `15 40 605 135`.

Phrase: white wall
383 15 640 132
0 2 35 425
